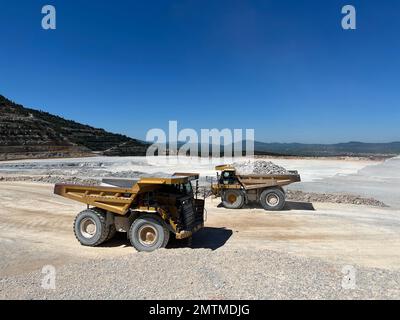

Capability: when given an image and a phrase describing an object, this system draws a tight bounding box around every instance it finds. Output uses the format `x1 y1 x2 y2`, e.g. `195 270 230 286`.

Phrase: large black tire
222 190 245 209
129 214 170 252
105 224 117 242
259 188 286 211
73 208 109 246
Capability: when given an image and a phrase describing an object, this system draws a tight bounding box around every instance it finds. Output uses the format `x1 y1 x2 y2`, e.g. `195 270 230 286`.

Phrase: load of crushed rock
232 160 292 175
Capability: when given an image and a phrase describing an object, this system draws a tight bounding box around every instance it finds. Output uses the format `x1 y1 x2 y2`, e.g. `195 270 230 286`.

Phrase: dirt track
1 181 400 279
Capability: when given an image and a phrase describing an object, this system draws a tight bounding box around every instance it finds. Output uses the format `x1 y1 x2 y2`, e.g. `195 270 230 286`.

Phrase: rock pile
232 160 292 175
286 190 388 207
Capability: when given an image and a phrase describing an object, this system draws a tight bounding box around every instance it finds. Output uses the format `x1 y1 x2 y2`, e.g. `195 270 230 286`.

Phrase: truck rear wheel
73 209 109 246
129 215 170 252
259 188 286 211
222 190 245 209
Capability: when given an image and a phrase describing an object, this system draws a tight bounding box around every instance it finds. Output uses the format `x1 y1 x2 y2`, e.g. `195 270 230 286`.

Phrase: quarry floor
1 181 399 278
1 156 400 299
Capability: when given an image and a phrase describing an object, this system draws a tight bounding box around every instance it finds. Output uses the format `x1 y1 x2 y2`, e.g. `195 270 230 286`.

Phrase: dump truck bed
236 172 301 190
54 183 136 215
54 174 200 216
101 178 139 188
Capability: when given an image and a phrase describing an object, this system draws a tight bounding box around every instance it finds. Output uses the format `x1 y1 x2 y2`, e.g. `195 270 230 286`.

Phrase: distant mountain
174 140 400 157
0 95 148 160
252 141 400 157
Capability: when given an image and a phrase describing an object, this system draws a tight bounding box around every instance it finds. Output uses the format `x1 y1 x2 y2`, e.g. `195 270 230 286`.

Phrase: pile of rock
232 160 291 175
286 190 388 207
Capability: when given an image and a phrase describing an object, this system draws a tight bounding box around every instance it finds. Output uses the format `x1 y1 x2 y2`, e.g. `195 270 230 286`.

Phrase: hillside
0 95 148 160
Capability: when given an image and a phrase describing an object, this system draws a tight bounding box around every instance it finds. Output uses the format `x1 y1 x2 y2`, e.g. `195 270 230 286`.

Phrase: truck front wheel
129 215 170 252
259 188 286 211
222 190 245 209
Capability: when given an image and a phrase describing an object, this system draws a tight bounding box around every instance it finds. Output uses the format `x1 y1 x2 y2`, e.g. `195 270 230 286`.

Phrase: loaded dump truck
54 173 204 252
211 164 301 211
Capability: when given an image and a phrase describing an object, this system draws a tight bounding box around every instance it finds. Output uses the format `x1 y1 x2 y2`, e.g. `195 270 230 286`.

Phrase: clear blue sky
1 0 399 143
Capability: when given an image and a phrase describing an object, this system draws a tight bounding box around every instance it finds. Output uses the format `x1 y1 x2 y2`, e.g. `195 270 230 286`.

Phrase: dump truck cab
211 165 241 195
212 164 301 211
216 165 238 185
54 173 204 252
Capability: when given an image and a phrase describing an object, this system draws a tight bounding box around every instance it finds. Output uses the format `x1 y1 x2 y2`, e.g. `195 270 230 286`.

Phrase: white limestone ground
0 156 393 207
1 156 399 299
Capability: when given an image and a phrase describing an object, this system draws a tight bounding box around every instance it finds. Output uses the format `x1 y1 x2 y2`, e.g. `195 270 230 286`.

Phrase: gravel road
2 249 400 300
1 181 400 299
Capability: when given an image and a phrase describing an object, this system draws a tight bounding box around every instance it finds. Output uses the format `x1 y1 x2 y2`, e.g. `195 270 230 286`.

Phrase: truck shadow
191 227 233 250
98 232 130 248
284 201 315 211
100 227 233 250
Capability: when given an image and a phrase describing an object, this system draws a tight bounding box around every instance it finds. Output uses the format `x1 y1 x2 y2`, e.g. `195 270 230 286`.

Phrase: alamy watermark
342 5 357 30
145 121 254 164
41 4 356 31
41 264 56 290
41 5 56 30
341 265 357 290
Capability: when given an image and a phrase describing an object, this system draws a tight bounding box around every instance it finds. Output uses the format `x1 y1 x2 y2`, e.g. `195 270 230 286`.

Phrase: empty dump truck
211 165 301 211
54 173 204 252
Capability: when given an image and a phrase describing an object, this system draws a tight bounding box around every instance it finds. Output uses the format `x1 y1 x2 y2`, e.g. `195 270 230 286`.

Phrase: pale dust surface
0 155 380 182
1 181 400 278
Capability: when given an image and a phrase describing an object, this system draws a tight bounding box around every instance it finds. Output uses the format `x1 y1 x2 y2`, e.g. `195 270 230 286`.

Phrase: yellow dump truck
54 173 204 252
211 165 301 211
